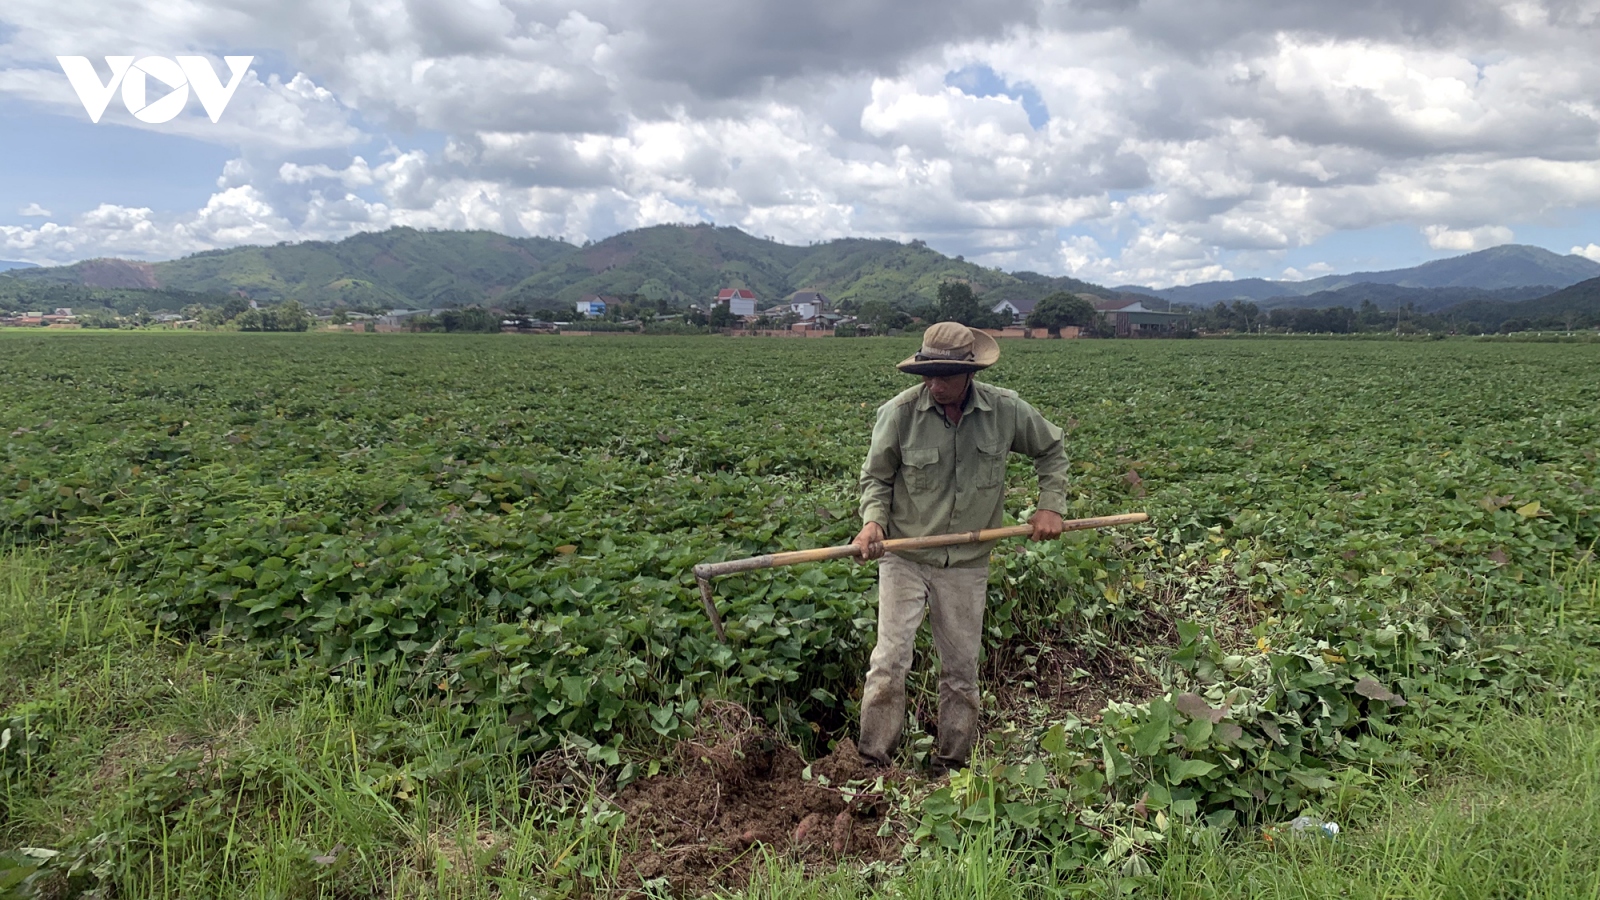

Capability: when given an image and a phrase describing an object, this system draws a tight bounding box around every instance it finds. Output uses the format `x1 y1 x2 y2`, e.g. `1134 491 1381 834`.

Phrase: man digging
852 321 1070 776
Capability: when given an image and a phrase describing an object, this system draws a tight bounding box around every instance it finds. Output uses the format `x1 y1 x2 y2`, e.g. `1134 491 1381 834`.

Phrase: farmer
852 321 1069 775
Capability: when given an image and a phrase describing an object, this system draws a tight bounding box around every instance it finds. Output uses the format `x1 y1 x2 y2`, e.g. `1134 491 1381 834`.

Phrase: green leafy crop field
1 332 1597 897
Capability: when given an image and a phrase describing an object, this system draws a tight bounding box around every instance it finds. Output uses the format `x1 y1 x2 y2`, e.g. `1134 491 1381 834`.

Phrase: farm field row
2 332 1597 896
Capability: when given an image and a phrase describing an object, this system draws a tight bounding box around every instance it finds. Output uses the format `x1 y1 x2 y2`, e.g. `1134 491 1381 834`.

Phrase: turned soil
615 734 903 896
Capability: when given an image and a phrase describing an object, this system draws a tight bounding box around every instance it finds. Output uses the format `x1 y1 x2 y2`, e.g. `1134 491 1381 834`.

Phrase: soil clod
617 733 901 895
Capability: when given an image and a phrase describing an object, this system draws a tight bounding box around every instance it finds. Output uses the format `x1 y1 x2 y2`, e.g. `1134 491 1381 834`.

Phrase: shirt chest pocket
901 446 941 492
975 439 1007 489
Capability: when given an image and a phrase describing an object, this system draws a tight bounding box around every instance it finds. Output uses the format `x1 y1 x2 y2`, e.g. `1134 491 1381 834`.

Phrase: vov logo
57 56 253 124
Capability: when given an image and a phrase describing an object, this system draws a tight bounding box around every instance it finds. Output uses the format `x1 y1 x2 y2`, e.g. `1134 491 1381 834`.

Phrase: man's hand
852 521 886 560
1029 509 1064 541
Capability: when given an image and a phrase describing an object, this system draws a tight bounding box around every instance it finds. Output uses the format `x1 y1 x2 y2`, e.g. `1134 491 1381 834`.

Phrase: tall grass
0 553 626 898
1140 705 1600 899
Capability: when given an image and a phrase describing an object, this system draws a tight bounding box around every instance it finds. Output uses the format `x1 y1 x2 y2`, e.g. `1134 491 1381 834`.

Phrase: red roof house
716 288 758 316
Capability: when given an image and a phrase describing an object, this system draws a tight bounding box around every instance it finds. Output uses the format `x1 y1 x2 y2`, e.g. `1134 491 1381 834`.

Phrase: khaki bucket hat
896 321 1000 376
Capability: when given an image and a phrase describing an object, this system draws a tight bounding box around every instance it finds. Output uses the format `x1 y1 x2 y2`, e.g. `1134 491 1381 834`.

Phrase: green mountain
1004 270 1140 304
10 257 161 289
501 226 1141 307
8 224 1143 312
163 229 574 307
12 226 1593 328
500 225 808 305
11 228 573 308
0 276 230 317
1259 283 1556 314
1237 279 1600 331
1442 275 1600 330
1297 244 1600 292
1129 244 1600 305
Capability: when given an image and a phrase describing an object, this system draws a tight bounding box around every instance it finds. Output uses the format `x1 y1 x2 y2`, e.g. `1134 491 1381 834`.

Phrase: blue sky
944 64 1050 132
3 0 1599 286
0 99 233 224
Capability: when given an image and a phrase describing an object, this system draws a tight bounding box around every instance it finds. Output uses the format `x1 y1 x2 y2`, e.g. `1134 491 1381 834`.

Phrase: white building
991 298 1038 324
787 291 832 320
715 288 758 317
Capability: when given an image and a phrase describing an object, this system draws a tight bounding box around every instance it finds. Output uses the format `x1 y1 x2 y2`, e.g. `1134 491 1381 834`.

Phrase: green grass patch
0 554 629 899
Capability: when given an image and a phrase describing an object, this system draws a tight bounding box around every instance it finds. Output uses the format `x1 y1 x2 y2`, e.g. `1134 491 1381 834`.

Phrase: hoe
693 512 1149 642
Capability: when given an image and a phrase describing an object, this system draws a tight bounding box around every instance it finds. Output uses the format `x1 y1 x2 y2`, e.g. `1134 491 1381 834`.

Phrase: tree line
1182 297 1600 334
922 282 1100 336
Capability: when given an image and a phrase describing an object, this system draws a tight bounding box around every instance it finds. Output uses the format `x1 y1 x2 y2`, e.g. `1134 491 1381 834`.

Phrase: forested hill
1445 275 1600 330
1126 244 1600 305
1257 283 1557 314
9 230 573 309
497 227 1134 308
6 224 1141 309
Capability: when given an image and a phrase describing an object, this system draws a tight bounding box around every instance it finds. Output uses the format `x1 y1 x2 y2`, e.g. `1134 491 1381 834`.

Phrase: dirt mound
616 732 901 896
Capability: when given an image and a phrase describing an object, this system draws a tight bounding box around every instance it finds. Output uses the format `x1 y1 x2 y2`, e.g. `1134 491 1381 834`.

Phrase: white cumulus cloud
1 0 1600 284
1282 262 1334 280
1423 224 1515 251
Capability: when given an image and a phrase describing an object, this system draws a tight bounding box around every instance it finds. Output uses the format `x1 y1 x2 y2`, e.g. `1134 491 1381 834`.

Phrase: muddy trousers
857 554 988 771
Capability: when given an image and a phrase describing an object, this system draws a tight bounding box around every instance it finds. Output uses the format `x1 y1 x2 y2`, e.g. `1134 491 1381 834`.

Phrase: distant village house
576 294 614 317
786 290 833 320
715 288 758 317
1092 299 1190 337
772 291 840 332
990 297 1037 325
377 309 431 330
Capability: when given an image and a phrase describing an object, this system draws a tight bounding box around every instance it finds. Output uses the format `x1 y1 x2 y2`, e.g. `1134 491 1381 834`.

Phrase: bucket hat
896 321 1000 376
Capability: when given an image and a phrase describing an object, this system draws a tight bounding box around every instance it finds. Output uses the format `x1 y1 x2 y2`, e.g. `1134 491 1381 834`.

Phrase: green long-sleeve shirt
858 380 1069 568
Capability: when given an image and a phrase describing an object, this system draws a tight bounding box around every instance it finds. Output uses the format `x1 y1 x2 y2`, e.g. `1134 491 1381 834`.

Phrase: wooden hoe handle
693 512 1149 642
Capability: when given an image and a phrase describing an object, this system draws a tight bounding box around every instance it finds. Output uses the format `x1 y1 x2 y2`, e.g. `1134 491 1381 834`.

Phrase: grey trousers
857 553 988 770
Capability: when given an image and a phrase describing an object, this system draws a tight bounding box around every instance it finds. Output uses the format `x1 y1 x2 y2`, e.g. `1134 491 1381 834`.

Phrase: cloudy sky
2 0 1599 286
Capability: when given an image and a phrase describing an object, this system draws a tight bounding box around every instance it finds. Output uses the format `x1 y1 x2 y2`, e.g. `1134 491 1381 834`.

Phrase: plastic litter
1288 815 1340 839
